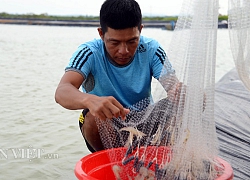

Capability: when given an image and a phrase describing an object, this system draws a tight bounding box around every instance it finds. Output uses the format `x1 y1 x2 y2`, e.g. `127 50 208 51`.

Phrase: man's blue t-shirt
65 36 174 107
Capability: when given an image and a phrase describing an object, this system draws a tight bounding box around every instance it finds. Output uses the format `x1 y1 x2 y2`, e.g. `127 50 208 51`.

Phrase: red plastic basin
75 147 233 180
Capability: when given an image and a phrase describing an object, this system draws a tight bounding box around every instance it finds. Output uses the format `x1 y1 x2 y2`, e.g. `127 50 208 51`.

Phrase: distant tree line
0 12 99 21
0 12 228 22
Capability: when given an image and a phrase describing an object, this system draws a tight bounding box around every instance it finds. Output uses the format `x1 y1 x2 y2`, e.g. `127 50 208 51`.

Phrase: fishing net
228 0 250 91
94 0 249 179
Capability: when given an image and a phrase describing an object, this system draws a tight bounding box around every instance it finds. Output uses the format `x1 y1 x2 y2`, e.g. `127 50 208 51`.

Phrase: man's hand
167 82 186 105
85 95 130 120
55 71 130 119
167 82 206 112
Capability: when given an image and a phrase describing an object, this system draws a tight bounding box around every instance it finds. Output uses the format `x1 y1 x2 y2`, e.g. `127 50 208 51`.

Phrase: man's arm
55 71 87 110
55 71 129 120
159 72 206 111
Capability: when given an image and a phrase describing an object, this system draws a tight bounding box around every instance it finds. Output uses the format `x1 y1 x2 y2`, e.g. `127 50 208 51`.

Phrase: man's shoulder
81 38 103 52
138 36 160 53
140 36 158 45
74 39 104 59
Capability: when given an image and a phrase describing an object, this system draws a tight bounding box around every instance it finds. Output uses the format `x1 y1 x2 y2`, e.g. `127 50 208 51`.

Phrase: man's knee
81 112 104 151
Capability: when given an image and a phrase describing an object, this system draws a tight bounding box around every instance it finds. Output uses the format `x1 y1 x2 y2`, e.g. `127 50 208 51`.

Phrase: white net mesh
228 0 250 91
93 0 250 179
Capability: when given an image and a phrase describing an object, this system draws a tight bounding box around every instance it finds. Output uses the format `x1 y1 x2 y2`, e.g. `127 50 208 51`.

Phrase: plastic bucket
75 147 233 180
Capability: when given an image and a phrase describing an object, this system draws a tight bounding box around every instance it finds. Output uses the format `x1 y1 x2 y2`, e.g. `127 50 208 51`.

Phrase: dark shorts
79 109 96 153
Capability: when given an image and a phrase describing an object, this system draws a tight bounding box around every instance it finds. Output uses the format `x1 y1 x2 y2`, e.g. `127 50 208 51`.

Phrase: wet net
94 0 249 179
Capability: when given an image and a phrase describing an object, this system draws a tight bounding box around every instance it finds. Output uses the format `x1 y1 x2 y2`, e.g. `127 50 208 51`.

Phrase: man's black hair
100 0 142 33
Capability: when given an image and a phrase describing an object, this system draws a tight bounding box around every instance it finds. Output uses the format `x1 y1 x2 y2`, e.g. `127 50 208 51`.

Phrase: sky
0 0 229 16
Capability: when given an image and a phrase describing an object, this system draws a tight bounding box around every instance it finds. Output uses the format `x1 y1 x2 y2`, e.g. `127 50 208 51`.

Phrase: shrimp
183 128 190 144
150 125 162 145
120 127 146 147
134 167 148 180
112 165 122 180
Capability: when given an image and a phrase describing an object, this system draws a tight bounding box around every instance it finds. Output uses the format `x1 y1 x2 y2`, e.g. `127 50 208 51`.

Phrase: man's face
98 26 143 65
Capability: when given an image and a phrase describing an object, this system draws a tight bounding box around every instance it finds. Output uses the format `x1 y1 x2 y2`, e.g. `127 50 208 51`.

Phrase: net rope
94 0 249 179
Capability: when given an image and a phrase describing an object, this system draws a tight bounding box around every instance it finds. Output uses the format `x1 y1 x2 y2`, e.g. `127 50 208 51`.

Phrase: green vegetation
143 16 178 21
218 15 228 21
0 12 227 22
0 12 99 21
0 12 179 22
